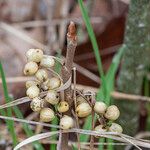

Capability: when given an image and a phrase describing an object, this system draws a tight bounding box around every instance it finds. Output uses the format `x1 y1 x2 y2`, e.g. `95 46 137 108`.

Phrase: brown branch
60 21 77 150
73 67 81 150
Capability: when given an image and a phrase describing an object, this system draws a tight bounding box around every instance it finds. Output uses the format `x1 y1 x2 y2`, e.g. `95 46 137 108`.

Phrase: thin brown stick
60 21 77 150
111 91 150 102
90 93 96 150
73 67 81 150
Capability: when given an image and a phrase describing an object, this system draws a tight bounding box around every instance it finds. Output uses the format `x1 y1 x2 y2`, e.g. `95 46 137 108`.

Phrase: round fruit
26 49 43 63
76 102 92 118
26 85 40 99
104 105 120 121
57 101 69 113
108 123 123 133
48 77 61 89
45 90 59 105
40 108 55 122
30 97 44 112
40 56 55 68
94 102 107 115
60 115 74 129
24 61 38 75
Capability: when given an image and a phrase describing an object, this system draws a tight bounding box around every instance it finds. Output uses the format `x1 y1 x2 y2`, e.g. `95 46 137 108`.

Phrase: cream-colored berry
40 56 55 68
57 101 69 113
30 97 44 112
76 96 87 106
45 90 59 105
104 105 120 121
26 80 39 89
108 123 123 133
35 69 48 82
26 49 43 63
40 108 55 122
26 85 40 99
48 77 61 89
76 102 92 118
60 115 74 129
24 61 38 75
94 102 107 115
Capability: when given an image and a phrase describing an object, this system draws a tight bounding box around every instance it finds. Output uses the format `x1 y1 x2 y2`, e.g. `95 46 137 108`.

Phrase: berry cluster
24 48 122 133
24 49 73 129
94 102 123 134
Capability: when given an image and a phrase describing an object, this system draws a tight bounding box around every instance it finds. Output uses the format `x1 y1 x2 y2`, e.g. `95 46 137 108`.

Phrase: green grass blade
79 115 92 142
78 0 107 144
0 61 44 150
78 0 106 95
13 106 44 150
97 45 125 104
49 51 61 150
0 61 18 147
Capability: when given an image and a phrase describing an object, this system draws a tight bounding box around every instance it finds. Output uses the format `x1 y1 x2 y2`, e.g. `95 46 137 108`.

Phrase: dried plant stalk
59 21 77 150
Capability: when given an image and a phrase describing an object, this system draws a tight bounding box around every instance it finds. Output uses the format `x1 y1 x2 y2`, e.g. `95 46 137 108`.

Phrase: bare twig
90 93 96 150
73 67 81 150
60 21 77 150
111 91 150 102
13 17 103 28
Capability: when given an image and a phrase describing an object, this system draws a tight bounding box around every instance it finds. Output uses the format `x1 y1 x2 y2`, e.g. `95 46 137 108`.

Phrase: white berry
57 101 69 113
94 102 107 115
76 102 92 118
35 69 48 82
40 108 55 122
26 85 40 99
60 115 74 129
30 97 44 112
40 56 55 68
24 61 38 75
48 77 61 89
26 49 43 63
45 90 59 105
109 123 123 133
104 105 120 121
94 125 107 137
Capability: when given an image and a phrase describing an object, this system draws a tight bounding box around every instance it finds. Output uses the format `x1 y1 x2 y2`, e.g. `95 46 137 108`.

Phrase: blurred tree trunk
116 0 150 135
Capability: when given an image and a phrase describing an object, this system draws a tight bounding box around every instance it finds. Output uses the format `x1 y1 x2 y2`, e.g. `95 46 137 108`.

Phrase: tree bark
116 0 150 135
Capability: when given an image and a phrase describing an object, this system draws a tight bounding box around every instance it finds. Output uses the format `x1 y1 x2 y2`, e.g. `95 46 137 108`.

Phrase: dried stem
73 67 81 150
90 93 96 150
60 21 77 150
